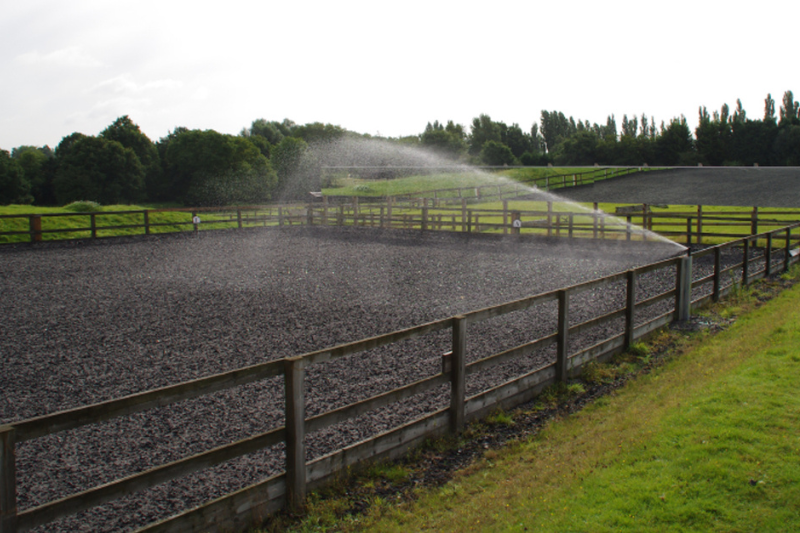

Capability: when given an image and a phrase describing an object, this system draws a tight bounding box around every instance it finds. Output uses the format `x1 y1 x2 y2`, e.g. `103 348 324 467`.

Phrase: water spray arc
311 137 686 252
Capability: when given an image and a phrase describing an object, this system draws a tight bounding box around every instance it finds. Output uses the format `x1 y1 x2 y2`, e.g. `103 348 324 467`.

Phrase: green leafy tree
100 116 164 201
730 119 777 166
244 134 272 159
655 117 695 165
771 125 800 165
603 135 654 166
163 129 276 205
764 93 776 124
480 140 516 166
468 114 501 155
292 122 346 144
53 135 145 205
603 114 617 141
529 123 546 153
503 123 532 158
246 118 294 145
553 131 599 165
420 120 467 159
0 149 31 204
694 107 729 166
779 90 800 126
270 136 320 200
540 110 576 152
621 115 638 138
12 145 55 204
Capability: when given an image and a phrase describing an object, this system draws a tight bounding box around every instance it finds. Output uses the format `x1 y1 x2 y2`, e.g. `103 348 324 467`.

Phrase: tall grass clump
63 200 103 212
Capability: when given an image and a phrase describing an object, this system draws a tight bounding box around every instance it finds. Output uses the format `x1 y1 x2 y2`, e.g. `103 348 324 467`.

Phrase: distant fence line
2 220 800 532
2 201 799 246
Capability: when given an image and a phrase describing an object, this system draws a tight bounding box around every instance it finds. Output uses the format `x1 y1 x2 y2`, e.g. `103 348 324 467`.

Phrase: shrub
64 200 103 212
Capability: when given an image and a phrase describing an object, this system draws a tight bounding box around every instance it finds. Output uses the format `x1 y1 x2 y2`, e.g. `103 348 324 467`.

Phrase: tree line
1 91 799 206
415 91 800 168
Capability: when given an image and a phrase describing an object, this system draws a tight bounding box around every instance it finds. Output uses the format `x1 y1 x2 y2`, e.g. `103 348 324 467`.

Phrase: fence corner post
284 357 306 512
0 425 17 533
556 290 570 382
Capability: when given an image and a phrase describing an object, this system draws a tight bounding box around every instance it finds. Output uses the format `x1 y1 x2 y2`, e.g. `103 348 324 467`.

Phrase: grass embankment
321 167 604 198
271 271 800 532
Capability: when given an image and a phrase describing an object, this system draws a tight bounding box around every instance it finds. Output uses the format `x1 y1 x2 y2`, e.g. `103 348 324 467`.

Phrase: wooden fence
4 201 799 247
3 221 800 533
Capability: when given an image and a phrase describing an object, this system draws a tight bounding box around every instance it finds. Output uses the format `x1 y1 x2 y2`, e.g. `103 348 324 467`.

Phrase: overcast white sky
1 0 796 149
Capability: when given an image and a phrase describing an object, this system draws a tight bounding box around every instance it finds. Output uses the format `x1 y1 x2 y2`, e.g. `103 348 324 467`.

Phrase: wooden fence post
467 210 473 233
510 211 521 235
593 203 599 239
713 247 721 302
90 213 97 239
450 316 467 434
144 211 151 235
696 205 703 245
556 290 570 382
421 205 428 231
0 426 17 533
284 357 306 512
751 207 758 236
785 227 792 272
626 216 632 241
686 217 693 245
236 209 242 230
29 215 41 243
742 238 750 286
502 200 508 235
461 199 467 232
278 207 284 227
625 270 636 348
765 233 773 277
547 202 553 237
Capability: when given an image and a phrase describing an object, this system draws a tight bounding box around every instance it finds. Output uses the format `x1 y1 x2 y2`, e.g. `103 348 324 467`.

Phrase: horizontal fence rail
2 222 800 532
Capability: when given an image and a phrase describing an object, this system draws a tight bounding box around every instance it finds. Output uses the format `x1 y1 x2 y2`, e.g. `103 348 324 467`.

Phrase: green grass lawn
320 273 800 532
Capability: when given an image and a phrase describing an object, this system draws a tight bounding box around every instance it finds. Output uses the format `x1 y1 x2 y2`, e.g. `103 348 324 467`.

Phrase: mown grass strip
340 275 800 532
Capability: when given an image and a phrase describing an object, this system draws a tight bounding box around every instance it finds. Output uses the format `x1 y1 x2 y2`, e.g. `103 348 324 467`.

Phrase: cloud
90 74 183 95
15 46 103 68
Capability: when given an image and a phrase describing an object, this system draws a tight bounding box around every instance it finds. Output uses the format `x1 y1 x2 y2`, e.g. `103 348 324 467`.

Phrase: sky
1 0 797 150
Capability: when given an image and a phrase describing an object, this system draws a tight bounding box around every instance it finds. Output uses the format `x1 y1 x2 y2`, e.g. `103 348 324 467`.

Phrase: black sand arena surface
559 167 800 207
2 226 694 532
